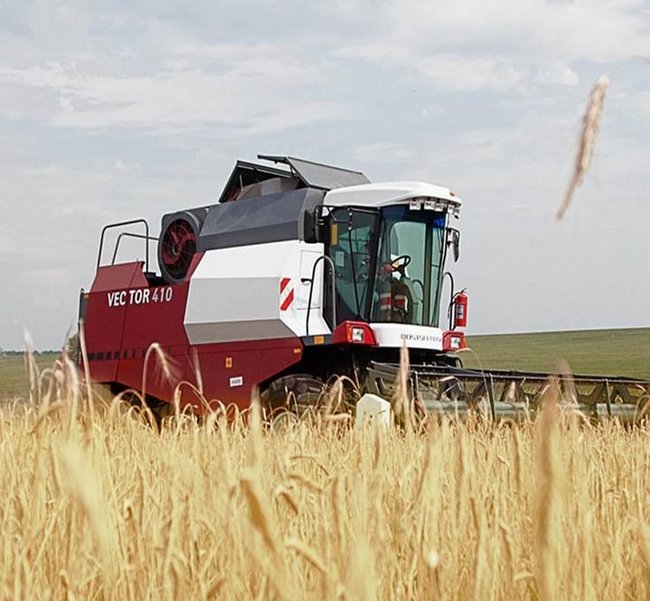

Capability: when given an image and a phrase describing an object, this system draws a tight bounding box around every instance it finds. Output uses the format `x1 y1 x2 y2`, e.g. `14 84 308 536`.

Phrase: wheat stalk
535 379 560 600
2 359 649 598
556 75 609 221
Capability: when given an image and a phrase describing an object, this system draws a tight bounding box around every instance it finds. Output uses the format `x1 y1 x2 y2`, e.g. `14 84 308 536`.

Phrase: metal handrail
305 255 337 336
442 271 455 330
97 219 150 272
111 232 158 266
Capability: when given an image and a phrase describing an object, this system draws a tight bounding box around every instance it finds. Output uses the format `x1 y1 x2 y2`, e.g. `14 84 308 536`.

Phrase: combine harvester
79 155 649 423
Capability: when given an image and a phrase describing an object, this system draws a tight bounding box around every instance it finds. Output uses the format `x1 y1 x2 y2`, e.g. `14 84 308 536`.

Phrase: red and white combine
80 155 649 422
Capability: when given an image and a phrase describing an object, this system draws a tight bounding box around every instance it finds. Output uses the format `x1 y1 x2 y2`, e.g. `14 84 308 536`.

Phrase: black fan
160 218 197 282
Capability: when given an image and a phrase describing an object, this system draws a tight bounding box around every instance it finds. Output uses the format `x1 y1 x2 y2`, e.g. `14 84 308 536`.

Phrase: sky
0 0 649 350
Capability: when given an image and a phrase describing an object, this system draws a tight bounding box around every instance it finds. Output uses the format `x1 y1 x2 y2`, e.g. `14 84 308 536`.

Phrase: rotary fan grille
160 219 197 281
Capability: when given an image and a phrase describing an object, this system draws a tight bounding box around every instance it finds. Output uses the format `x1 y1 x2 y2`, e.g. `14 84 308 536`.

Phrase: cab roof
324 181 462 213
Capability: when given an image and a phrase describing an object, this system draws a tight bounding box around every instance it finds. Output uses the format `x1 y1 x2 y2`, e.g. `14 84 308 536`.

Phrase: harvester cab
80 154 468 416
319 184 464 349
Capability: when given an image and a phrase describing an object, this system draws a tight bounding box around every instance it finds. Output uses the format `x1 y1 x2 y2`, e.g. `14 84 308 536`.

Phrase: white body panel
325 182 462 210
184 181 457 347
356 394 391 430
370 323 444 351
184 240 330 344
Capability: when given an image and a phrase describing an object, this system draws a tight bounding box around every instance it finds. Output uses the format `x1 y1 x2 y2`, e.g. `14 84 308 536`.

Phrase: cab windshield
325 205 448 327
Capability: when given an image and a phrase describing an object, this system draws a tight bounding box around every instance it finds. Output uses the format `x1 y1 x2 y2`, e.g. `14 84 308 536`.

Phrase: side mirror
305 206 330 243
450 229 460 262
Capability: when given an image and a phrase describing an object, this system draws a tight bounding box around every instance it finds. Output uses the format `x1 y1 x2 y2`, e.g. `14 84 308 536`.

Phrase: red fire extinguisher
453 290 468 328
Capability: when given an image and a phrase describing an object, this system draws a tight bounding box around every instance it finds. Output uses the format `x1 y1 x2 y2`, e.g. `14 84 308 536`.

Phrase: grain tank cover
259 155 371 190
218 160 296 203
198 188 324 251
218 155 370 204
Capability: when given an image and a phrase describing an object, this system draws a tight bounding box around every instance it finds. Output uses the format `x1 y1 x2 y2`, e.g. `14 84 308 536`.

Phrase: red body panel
83 261 304 411
442 330 465 352
332 321 377 346
84 263 149 382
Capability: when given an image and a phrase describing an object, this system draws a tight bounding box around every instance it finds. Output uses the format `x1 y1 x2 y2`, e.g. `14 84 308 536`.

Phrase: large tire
110 384 172 429
260 374 325 415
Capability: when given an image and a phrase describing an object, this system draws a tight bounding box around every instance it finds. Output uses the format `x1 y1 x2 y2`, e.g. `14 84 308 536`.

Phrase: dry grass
1 358 649 600
556 75 609 221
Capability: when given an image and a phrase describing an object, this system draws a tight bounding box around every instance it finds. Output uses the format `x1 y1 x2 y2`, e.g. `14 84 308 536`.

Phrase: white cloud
0 19 350 131
112 159 144 174
537 63 579 87
617 89 650 116
415 55 523 92
239 101 345 136
337 43 526 92
0 55 344 131
375 0 649 63
28 267 75 285
352 142 412 163
336 0 649 95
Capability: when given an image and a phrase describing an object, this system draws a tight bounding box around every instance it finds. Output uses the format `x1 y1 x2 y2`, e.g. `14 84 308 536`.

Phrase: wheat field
1 356 649 600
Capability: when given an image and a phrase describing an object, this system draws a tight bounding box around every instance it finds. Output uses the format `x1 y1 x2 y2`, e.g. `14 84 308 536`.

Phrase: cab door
323 208 379 327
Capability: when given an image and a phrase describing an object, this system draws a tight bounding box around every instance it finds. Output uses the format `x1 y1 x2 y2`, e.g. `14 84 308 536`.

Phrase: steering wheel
390 255 411 270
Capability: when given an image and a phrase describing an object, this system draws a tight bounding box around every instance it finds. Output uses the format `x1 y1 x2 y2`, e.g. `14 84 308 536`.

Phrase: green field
1 328 649 400
464 328 650 379
0 353 59 400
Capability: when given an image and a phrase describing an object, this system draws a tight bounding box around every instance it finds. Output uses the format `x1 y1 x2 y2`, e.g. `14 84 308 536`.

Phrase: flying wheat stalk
556 75 609 221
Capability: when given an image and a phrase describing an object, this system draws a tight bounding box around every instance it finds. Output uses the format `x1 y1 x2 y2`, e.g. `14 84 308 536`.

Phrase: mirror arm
446 227 461 262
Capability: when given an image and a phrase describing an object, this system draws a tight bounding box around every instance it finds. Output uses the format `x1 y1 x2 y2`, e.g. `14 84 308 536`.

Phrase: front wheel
259 374 325 416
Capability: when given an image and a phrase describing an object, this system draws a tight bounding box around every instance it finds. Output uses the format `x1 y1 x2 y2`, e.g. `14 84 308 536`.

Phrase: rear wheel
109 384 172 429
